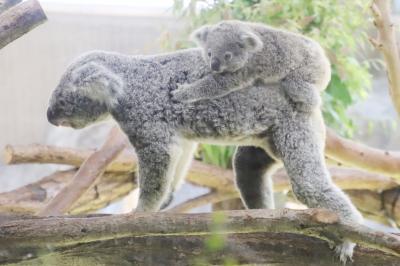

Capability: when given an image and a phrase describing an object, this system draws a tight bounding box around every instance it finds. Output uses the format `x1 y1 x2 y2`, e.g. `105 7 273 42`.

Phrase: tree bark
0 0 47 50
37 127 129 216
0 209 399 265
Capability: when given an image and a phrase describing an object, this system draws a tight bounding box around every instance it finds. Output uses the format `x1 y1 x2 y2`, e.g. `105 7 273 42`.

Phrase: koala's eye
224 52 232 61
207 50 212 57
58 100 66 106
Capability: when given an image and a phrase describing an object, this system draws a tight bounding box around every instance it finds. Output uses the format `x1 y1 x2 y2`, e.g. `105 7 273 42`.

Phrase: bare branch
325 128 400 180
370 0 400 116
0 0 47 49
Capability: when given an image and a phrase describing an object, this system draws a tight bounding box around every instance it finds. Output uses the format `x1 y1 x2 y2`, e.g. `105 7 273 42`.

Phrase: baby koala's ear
240 31 263 52
190 25 210 46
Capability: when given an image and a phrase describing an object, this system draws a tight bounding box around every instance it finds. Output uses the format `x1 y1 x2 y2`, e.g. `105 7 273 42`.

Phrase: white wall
0 10 181 151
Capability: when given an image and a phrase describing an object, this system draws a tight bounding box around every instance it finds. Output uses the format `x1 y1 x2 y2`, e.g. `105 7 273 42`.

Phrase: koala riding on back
172 20 331 112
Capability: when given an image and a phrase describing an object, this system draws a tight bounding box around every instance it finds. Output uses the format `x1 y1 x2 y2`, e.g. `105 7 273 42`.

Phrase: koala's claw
334 240 355 265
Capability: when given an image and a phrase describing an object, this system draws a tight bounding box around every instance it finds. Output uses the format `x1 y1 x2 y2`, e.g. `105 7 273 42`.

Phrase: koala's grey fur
47 48 362 263
172 20 331 113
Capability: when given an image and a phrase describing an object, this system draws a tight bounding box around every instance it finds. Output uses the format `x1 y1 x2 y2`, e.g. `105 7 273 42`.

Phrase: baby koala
172 20 331 112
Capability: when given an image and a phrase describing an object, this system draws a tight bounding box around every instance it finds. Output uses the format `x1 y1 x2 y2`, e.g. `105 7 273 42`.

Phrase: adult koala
47 49 363 262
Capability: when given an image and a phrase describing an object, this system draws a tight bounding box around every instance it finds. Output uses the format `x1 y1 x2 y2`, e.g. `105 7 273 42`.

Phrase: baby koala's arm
172 68 254 103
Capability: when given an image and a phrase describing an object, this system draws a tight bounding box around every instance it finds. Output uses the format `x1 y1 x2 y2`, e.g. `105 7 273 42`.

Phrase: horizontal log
3 144 136 173
0 0 47 49
0 209 399 266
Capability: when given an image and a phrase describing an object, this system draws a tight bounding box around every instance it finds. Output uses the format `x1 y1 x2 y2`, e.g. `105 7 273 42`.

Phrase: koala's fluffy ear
240 31 263 52
190 25 211 46
71 62 123 106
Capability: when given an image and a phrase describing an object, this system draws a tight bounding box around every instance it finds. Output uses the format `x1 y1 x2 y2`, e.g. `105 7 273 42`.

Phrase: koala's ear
71 62 123 106
240 31 263 52
190 25 210 46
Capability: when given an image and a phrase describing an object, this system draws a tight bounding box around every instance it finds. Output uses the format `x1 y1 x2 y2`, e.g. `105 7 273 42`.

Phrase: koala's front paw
171 84 198 103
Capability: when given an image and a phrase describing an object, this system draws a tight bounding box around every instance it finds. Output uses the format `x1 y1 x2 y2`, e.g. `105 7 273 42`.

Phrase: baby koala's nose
211 58 221 72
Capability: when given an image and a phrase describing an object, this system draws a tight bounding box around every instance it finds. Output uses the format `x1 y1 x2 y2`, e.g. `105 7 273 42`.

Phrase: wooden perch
0 0 47 50
37 127 128 216
369 0 400 116
0 209 399 265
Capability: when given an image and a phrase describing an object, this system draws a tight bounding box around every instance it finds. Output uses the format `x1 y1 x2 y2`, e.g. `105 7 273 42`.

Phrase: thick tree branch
37 127 129 216
369 0 400 116
0 209 399 266
0 0 47 50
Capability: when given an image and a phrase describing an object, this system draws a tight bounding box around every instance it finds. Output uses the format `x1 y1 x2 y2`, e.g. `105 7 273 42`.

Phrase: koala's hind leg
281 72 321 112
233 146 280 209
271 112 363 263
160 140 198 210
135 141 183 212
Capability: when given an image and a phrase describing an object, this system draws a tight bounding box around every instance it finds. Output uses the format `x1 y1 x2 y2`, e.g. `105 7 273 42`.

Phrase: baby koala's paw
334 239 355 265
171 84 198 103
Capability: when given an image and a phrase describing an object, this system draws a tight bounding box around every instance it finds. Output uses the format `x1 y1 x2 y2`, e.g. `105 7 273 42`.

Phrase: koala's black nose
211 58 221 72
